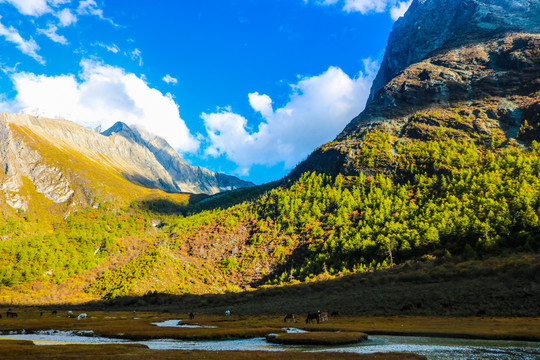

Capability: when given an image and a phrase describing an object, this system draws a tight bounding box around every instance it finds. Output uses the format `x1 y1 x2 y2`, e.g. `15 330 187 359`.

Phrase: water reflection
138 334 540 359
151 319 218 328
1 331 539 359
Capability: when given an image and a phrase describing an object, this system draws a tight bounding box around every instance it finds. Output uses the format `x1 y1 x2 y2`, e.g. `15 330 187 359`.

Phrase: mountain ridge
292 0 540 178
102 121 254 194
0 113 253 213
1 0 539 306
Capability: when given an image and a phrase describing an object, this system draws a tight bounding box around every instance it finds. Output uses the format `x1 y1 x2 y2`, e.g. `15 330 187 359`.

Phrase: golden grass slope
0 113 191 216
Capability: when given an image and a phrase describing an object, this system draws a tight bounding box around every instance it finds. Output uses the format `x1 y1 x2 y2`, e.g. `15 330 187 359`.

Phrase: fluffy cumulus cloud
308 0 412 19
248 92 273 117
203 62 377 174
0 18 44 63
1 59 199 153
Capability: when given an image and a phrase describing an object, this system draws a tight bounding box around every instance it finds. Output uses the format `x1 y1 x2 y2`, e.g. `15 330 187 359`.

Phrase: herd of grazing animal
0 309 336 324
0 310 84 320
6 311 17 318
283 310 334 324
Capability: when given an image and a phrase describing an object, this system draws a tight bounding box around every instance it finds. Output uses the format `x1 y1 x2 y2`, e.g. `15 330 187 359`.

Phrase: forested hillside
0 0 538 307
2 132 538 303
166 135 540 284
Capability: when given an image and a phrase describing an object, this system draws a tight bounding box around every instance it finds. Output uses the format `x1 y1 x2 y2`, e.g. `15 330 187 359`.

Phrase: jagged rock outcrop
292 0 540 178
102 122 254 194
369 0 540 102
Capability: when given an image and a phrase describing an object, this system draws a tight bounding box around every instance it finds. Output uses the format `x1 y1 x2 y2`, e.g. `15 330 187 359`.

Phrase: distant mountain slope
292 0 540 178
0 113 252 214
102 122 254 194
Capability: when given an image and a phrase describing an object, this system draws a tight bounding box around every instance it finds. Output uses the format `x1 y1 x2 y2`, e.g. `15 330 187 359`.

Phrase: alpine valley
0 0 539 322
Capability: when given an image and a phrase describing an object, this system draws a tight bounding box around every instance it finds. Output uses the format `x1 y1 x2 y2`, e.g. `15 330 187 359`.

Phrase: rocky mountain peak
368 0 540 103
291 0 540 178
101 122 254 194
101 121 142 144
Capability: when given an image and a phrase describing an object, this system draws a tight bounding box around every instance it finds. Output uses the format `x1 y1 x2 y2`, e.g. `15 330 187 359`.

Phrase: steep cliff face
102 122 254 194
0 117 73 210
369 0 540 102
292 0 540 178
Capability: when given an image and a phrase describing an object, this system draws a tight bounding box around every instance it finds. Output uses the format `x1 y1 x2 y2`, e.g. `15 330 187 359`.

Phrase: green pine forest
1 130 539 302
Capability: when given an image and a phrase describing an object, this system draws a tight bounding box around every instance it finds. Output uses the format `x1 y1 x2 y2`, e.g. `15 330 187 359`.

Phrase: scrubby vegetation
1 132 539 306
164 134 540 285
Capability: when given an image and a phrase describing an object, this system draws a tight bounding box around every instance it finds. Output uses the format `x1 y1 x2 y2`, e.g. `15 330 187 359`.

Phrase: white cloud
94 42 120 53
0 18 44 64
50 0 71 5
203 62 377 174
77 0 116 25
389 0 412 20
248 92 273 117
162 74 178 85
56 8 77 26
131 48 143 66
37 24 67 44
77 0 101 16
343 0 389 13
3 0 51 16
2 59 199 153
307 0 410 20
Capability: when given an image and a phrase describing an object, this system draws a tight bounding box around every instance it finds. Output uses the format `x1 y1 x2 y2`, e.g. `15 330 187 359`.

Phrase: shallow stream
1 330 539 359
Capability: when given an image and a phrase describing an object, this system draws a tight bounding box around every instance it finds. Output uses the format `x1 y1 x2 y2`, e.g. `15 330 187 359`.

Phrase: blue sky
0 0 412 184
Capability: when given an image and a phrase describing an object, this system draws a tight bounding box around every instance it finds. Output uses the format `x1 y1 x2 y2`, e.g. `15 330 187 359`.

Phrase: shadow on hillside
3 255 537 320
133 181 281 216
135 198 193 215
255 244 311 287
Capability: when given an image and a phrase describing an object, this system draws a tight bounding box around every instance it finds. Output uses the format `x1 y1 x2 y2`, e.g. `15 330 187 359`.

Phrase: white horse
77 313 87 320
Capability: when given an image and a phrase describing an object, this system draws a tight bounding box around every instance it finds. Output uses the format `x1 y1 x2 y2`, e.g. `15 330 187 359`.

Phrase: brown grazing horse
305 312 319 324
283 313 295 322
320 312 329 322
6 311 17 318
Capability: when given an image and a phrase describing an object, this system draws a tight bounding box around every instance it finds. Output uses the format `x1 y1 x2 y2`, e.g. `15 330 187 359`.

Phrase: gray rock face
369 0 540 103
291 0 540 179
0 114 75 210
103 122 254 194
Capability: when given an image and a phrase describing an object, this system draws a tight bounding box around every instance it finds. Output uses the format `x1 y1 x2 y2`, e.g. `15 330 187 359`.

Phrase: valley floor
1 311 538 359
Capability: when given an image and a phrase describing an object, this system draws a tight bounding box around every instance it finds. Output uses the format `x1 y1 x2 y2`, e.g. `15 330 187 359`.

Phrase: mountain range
0 0 539 306
0 113 253 213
